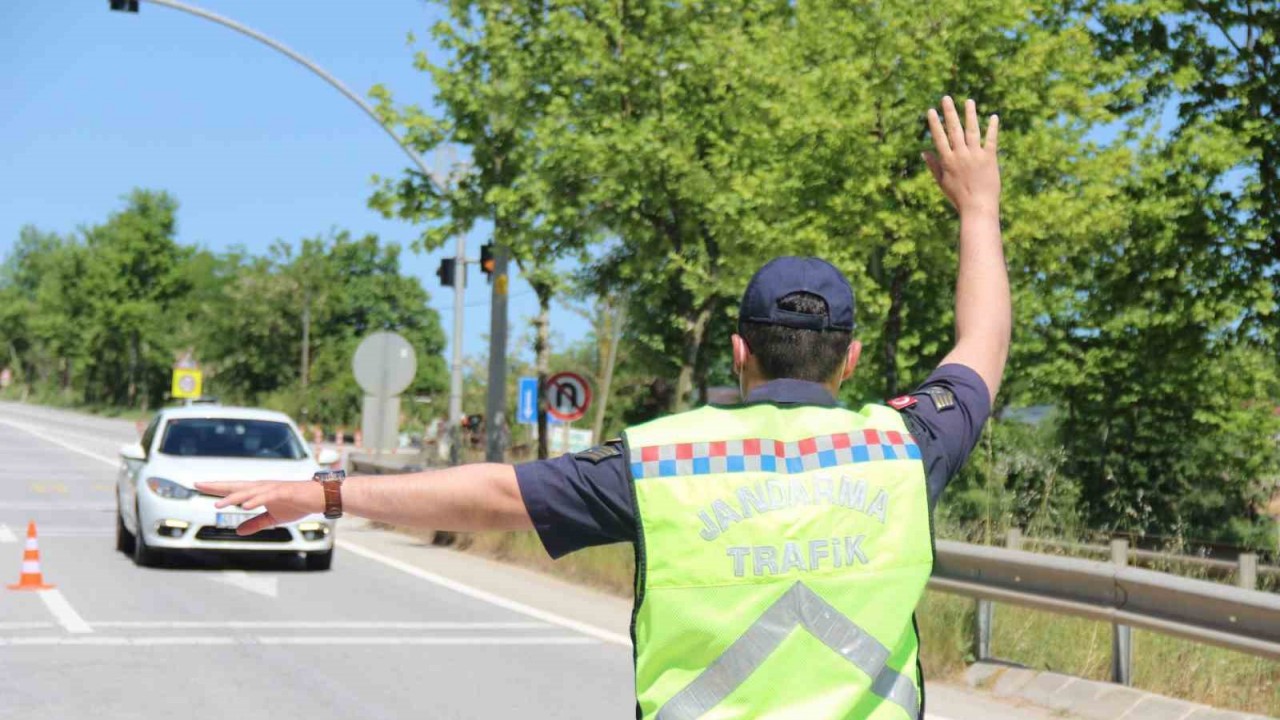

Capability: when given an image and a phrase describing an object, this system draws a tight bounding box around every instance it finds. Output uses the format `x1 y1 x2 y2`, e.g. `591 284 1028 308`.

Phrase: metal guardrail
1021 536 1280 580
930 537 1280 683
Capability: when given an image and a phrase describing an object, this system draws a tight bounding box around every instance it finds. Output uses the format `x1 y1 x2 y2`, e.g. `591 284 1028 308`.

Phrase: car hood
143 456 320 486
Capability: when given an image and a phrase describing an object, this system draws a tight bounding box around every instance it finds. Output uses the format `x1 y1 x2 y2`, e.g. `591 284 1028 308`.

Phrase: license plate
215 512 254 529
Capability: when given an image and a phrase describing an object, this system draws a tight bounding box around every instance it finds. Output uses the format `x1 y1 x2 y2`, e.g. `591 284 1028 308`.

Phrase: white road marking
339 538 632 647
0 525 16 543
208 570 279 598
0 418 118 467
36 590 92 634
0 635 596 646
91 620 550 630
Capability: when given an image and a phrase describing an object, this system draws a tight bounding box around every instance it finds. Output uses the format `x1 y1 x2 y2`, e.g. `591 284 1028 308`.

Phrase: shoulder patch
887 395 917 410
925 386 957 412
574 441 623 464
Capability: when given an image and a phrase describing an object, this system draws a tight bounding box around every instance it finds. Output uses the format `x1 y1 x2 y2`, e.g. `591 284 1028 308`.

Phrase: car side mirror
120 443 146 461
316 448 340 466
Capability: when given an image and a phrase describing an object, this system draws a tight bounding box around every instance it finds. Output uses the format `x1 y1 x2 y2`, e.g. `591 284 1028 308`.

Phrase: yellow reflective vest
624 402 933 720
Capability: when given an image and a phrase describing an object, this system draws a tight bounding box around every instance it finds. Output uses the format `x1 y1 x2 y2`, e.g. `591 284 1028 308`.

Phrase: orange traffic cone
8 522 55 591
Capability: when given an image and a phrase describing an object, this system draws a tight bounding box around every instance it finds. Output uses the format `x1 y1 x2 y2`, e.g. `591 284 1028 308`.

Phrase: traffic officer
199 95 1008 719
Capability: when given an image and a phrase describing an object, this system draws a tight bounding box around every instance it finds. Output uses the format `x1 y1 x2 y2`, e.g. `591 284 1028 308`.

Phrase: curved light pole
111 0 469 440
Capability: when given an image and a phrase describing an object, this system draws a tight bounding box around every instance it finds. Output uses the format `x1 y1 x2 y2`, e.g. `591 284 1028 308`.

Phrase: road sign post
353 332 417 454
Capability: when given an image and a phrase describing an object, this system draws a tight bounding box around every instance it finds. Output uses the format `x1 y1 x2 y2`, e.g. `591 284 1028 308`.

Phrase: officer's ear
840 340 862 381
731 334 751 375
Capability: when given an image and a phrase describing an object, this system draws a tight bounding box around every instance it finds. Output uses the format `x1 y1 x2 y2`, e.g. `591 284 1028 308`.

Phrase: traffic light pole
448 235 466 464
484 245 509 462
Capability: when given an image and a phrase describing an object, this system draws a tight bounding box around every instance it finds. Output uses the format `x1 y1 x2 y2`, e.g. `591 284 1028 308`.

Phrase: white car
116 404 340 570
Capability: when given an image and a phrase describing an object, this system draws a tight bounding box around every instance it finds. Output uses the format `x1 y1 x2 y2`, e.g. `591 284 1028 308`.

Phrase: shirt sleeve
894 363 991 511
514 445 636 559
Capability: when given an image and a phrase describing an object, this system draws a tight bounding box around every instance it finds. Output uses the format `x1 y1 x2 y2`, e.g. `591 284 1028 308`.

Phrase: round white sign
353 331 417 397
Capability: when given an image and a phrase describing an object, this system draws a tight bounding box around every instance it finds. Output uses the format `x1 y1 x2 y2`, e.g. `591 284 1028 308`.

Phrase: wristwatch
313 469 346 519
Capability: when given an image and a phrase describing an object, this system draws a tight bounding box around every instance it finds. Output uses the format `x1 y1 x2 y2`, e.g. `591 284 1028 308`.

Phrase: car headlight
146 477 196 500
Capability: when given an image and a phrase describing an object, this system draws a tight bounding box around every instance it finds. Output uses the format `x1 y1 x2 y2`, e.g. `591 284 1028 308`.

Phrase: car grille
194 527 293 543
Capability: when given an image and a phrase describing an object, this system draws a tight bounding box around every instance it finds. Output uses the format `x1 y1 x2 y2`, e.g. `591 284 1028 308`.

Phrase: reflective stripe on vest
627 403 933 720
657 582 919 720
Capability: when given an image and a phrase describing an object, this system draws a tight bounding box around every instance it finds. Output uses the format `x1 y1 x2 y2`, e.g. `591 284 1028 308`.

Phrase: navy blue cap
738 257 855 332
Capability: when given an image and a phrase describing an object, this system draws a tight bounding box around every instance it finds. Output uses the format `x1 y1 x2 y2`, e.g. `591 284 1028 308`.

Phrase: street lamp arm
140 0 444 195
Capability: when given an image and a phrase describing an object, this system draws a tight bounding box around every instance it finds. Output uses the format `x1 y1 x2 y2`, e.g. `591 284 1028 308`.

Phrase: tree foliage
377 0 1279 545
0 193 448 427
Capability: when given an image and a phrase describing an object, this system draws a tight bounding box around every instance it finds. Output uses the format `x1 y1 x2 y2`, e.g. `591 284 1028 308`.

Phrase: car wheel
132 502 161 568
304 550 333 571
115 503 135 555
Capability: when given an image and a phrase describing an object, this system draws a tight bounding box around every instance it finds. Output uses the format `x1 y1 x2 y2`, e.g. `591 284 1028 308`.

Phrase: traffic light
479 243 496 281
437 257 457 287
109 0 140 11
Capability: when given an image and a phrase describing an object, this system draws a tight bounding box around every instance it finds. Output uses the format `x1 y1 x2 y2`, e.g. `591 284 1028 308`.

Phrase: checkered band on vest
629 430 921 480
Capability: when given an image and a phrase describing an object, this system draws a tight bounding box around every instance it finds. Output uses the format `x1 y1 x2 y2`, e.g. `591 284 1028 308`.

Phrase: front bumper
138 492 335 553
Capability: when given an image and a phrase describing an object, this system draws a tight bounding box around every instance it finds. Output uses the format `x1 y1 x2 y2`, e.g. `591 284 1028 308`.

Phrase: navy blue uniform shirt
516 363 990 559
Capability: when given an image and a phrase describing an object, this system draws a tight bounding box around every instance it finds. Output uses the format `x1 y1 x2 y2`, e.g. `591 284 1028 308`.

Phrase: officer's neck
740 375 843 401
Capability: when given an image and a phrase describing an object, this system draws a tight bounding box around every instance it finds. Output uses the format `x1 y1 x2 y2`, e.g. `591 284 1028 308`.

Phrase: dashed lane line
0 525 15 543
0 418 119 467
338 538 632 647
38 589 92 634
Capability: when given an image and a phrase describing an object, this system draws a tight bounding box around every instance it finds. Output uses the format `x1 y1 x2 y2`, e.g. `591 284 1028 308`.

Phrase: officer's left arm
197 464 533 536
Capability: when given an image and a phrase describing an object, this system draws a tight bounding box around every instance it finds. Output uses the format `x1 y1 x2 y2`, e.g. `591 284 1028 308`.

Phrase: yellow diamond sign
171 368 203 399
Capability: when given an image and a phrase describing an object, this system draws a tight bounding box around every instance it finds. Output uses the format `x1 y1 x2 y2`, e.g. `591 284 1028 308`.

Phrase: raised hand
923 96 1000 216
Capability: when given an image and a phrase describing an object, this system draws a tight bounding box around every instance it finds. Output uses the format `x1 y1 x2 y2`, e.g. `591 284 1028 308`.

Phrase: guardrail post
972 530 1023 662
973 597 993 661
1110 538 1133 686
1237 552 1257 590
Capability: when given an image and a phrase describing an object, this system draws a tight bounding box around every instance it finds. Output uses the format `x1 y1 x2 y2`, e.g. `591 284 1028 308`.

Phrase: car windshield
158 418 307 460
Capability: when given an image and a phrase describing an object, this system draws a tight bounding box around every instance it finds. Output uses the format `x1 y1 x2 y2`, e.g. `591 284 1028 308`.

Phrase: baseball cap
738 257 855 333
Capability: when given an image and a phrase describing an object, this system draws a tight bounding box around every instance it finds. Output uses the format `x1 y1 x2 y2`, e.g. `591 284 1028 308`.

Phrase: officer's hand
195 480 324 536
923 96 1000 215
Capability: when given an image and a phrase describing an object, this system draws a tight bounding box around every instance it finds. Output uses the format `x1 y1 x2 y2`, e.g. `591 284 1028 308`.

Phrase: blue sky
0 0 584 365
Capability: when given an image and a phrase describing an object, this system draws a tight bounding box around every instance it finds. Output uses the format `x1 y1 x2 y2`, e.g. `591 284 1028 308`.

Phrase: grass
0 387 154 422
425 529 1280 717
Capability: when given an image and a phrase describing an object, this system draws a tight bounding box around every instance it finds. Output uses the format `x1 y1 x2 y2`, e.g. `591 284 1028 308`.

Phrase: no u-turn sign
544 372 591 423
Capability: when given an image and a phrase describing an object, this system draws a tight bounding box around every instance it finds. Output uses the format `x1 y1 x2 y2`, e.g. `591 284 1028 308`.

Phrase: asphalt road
0 401 1069 720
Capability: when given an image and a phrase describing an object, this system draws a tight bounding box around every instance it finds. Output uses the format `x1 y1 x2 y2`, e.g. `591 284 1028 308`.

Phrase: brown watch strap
321 481 343 519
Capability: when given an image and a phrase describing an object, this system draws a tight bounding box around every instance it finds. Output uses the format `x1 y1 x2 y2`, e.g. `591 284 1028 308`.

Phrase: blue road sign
517 377 538 424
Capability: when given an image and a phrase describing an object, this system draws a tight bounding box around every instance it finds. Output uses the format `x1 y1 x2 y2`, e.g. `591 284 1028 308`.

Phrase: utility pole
484 244 509 462
448 235 466 465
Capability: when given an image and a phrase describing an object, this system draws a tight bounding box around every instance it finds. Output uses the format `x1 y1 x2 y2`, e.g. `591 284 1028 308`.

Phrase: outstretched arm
923 96 1010 404
196 464 532 536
